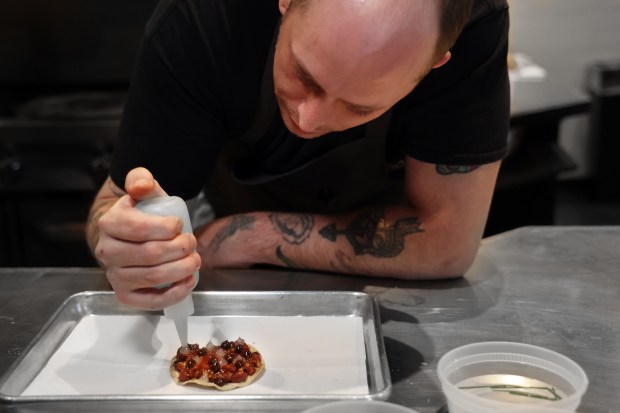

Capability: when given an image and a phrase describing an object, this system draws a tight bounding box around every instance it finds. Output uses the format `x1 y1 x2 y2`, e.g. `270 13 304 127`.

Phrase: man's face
273 0 443 139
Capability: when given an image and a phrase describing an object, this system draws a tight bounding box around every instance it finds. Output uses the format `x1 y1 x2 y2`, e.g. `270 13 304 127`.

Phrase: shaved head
286 0 472 63
273 0 471 138
309 0 440 77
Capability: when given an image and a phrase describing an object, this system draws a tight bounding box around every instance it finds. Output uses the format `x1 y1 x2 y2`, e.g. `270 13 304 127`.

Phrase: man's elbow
436 242 480 278
436 252 476 279
393 245 479 281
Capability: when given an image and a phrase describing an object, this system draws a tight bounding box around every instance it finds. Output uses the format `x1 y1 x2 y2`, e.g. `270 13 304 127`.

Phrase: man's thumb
124 167 168 201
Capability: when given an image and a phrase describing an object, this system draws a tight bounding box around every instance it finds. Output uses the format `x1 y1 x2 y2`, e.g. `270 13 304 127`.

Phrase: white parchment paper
23 315 368 396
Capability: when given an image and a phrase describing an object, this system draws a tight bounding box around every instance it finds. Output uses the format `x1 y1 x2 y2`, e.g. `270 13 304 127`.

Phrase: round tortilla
170 343 264 391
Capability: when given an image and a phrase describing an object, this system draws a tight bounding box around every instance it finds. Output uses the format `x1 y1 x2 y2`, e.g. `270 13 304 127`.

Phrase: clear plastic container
437 342 588 413
303 400 419 413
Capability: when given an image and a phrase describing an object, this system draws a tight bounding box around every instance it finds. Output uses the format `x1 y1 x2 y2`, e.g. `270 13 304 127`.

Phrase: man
87 0 510 310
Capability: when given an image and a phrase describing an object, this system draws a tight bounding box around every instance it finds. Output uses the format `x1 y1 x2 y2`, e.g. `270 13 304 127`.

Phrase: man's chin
290 128 329 139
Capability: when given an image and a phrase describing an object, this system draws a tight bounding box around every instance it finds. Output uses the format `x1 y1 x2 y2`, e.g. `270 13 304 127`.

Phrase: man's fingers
115 274 198 310
98 196 183 242
97 233 198 267
101 167 200 311
107 252 201 292
124 167 168 201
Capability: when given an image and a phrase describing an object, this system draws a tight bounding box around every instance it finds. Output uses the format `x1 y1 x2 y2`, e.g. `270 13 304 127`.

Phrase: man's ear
279 0 291 15
432 51 452 69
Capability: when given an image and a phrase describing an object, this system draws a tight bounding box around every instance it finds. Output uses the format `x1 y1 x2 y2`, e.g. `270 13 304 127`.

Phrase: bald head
281 0 442 91
272 0 470 138
286 0 472 63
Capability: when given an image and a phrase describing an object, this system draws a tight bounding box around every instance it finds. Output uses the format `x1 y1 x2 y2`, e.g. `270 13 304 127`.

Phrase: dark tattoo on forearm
210 215 255 252
275 245 305 269
269 213 314 245
436 164 480 175
319 208 423 258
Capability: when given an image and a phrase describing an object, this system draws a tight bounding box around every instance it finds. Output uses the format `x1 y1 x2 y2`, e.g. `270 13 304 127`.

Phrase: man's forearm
197 205 479 279
269 208 424 274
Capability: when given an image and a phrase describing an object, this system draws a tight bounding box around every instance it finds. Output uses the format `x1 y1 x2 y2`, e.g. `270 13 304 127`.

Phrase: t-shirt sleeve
397 6 510 165
110 0 228 199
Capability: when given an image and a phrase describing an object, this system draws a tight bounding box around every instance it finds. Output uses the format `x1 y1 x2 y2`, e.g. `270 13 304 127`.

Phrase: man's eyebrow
293 54 325 94
292 51 384 112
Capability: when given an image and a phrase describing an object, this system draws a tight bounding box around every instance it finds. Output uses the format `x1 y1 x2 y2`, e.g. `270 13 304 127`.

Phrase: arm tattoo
436 164 480 175
269 213 314 245
210 215 255 252
319 208 423 258
275 245 305 269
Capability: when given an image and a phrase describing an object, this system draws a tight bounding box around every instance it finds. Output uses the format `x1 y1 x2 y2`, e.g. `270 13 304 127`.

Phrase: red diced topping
174 338 261 386
178 371 191 382
231 371 248 383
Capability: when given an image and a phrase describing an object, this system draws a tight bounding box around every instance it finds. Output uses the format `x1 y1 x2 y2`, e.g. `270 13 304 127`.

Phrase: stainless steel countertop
1 226 619 412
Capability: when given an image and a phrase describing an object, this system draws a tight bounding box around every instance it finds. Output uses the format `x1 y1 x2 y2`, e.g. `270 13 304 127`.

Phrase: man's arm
195 155 500 279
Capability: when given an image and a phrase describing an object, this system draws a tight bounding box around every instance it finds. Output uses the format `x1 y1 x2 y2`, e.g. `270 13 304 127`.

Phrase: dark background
0 0 158 266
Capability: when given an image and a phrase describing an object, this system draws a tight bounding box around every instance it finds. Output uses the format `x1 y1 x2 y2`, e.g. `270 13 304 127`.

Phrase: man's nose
296 94 330 133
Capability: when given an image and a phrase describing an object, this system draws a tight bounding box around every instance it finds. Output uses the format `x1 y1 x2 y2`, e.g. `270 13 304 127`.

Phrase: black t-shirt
111 0 510 200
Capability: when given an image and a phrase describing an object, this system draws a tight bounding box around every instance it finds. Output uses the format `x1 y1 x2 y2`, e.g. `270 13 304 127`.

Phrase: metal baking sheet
0 291 391 411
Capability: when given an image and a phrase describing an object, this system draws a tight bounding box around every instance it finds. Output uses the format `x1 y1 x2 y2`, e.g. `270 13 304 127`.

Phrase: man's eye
294 67 311 86
294 66 304 79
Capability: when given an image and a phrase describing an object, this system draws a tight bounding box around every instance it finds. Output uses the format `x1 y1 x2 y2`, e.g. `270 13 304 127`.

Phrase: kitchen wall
509 0 620 179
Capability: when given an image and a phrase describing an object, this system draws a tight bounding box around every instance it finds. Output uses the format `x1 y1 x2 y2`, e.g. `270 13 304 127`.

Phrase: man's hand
87 167 201 310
